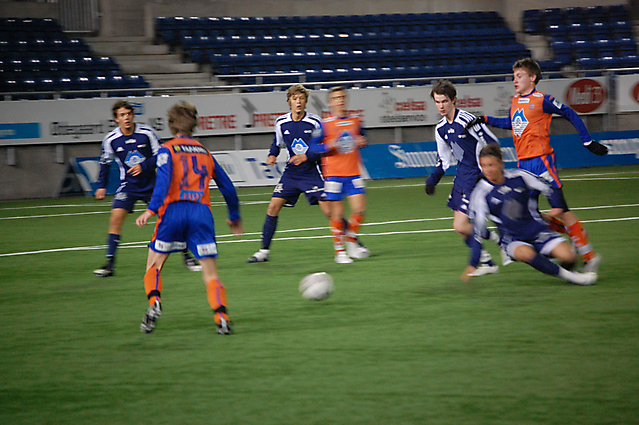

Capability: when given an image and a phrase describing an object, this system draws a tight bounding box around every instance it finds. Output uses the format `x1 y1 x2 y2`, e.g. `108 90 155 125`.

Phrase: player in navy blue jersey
462 144 597 285
425 80 507 276
248 84 330 263
93 100 200 277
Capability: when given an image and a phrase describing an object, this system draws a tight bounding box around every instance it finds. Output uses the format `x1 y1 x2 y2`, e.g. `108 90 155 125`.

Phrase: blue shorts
112 191 153 213
150 201 218 259
273 172 326 207
447 185 472 214
323 176 366 201
502 229 565 259
518 154 562 189
518 154 569 211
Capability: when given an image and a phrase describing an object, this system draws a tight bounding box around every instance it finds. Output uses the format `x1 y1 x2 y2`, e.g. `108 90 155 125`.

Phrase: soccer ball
299 272 334 301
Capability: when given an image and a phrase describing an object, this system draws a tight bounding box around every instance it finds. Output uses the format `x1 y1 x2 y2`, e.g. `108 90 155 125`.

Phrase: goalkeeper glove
425 183 436 195
465 116 486 129
584 140 608 156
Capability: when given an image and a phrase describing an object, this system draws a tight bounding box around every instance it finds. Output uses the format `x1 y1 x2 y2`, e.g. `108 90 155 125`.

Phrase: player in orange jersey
136 102 242 335
466 58 608 273
301 86 369 263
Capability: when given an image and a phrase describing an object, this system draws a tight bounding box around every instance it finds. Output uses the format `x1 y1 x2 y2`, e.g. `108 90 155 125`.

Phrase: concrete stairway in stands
85 36 212 88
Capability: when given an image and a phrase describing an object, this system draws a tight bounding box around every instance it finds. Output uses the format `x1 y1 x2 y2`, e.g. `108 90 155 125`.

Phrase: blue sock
526 253 560 276
261 215 278 249
107 233 120 262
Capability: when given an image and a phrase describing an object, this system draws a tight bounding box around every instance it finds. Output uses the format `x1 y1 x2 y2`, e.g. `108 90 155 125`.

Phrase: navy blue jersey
269 112 323 177
427 109 499 193
98 124 161 195
468 168 562 266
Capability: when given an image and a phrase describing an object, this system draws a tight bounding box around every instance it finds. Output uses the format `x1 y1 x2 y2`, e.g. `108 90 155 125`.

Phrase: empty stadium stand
0 17 149 99
523 4 639 73
155 11 531 88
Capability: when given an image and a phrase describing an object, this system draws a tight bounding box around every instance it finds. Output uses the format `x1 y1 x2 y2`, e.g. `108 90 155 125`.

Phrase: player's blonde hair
167 102 198 136
287 84 310 102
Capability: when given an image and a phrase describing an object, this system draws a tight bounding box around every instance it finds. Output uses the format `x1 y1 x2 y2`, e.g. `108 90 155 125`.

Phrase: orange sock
547 216 567 234
567 221 595 262
144 267 163 306
206 279 229 324
346 213 364 242
330 219 345 253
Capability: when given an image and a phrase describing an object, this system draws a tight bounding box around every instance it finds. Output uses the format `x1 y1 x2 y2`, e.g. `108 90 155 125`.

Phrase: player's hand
227 219 243 236
136 210 153 227
266 155 277 166
461 266 476 282
289 154 307 165
584 140 608 156
425 183 436 195
95 188 106 200
465 116 485 130
356 135 367 148
545 208 564 218
127 164 142 176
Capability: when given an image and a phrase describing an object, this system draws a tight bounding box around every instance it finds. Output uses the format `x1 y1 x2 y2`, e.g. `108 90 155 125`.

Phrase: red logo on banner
632 82 639 104
566 79 606 113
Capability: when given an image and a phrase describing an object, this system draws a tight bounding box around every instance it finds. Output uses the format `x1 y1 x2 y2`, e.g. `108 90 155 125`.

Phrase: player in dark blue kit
93 100 199 277
425 80 507 276
462 144 597 285
248 84 329 263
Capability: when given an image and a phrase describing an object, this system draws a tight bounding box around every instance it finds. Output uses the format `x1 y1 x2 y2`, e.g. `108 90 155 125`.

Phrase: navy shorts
272 172 326 207
150 201 218 259
112 190 153 213
447 185 472 214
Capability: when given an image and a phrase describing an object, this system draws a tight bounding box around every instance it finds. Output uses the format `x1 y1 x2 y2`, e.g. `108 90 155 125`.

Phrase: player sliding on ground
466 58 608 273
136 102 243 335
462 144 597 285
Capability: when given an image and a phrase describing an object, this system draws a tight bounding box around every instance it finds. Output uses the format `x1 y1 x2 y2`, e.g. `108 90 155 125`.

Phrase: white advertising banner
211 148 285 187
616 74 639 113
0 77 610 146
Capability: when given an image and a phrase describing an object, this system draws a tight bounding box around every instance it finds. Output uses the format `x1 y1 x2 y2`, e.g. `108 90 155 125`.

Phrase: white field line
1 214 637 258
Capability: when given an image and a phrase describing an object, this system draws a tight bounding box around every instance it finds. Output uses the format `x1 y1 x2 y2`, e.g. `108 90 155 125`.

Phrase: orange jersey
509 91 554 160
150 136 216 217
320 115 363 177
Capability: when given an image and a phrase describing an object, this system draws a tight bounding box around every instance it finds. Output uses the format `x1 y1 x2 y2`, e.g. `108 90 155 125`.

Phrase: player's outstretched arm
266 155 278 165
465 115 486 129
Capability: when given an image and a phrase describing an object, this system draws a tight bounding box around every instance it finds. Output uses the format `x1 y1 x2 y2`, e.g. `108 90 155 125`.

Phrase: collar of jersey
518 89 537 98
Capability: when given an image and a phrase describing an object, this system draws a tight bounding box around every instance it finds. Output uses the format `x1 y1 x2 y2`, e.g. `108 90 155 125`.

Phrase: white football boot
335 251 353 264
247 248 270 263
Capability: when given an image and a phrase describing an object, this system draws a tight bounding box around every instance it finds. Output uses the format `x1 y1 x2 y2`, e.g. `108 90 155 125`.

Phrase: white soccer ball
299 272 334 301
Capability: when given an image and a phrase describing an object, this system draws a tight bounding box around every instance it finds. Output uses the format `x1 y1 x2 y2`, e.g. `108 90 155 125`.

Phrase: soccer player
425 80 507 275
306 86 369 264
462 144 597 286
466 58 608 273
94 101 201 277
136 102 242 335
247 84 330 263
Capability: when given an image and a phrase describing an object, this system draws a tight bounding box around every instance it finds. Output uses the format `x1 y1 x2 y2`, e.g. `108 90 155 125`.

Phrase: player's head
328 86 347 117
111 100 135 134
430 80 457 118
513 58 541 95
287 84 309 115
479 144 505 184
167 102 198 136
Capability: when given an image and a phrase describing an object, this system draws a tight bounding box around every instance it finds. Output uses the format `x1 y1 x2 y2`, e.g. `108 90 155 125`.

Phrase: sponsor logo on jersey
284 129 290 135
291 138 309 155
172 144 208 155
197 242 218 257
274 183 283 193
124 150 145 167
518 98 530 103
179 189 204 202
512 108 528 137
116 146 124 152
304 129 312 133
336 120 353 127
157 152 169 167
125 138 136 144
336 131 356 153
